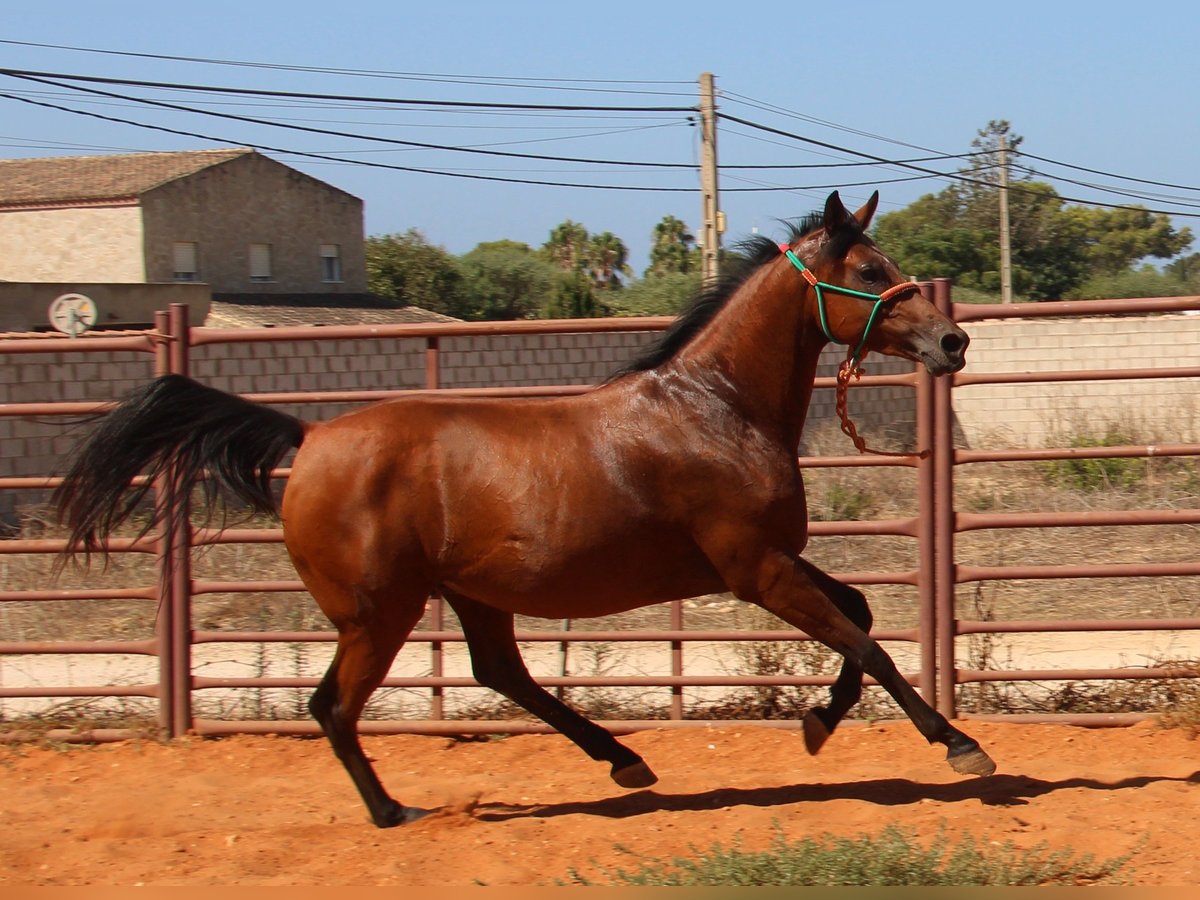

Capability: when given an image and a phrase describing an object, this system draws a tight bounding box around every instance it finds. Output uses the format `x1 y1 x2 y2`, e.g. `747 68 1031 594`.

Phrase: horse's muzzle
920 324 970 375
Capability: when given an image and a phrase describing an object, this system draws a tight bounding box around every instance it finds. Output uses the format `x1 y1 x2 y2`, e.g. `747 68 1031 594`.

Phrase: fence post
152 310 175 736
167 304 193 737
425 336 440 390
423 338 446 718
669 600 684 719
932 279 958 718
915 284 937 707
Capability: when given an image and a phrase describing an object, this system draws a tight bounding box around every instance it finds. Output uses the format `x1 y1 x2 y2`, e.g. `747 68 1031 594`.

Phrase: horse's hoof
947 746 996 777
374 803 434 828
612 760 658 789
803 709 831 755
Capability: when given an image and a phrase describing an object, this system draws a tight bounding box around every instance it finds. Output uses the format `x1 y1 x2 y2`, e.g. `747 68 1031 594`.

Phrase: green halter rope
779 244 918 364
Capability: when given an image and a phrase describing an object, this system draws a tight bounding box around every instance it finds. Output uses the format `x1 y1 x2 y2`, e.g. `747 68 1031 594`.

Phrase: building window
320 244 343 283
172 242 198 281
249 243 273 282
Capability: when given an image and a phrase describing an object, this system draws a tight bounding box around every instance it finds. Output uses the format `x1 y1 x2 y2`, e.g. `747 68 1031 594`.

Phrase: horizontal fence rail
3 286 1200 741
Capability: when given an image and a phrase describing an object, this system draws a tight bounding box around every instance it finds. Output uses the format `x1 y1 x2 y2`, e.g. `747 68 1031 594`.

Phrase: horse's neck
673 264 824 450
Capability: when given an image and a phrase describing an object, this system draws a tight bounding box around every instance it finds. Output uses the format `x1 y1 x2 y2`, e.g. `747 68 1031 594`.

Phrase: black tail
55 374 306 558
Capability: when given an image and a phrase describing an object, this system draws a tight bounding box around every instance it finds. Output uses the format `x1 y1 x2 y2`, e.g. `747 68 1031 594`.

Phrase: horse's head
786 191 969 375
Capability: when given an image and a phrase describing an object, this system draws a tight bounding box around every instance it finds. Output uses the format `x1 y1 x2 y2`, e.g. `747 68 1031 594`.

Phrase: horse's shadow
474 771 1200 822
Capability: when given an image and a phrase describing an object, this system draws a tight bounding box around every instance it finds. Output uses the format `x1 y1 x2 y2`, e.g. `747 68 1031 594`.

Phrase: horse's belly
440 532 726 619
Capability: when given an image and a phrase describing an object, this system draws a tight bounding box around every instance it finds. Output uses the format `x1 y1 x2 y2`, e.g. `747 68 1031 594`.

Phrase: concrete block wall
0 326 916 524
952 314 1200 446
22 312 1197 522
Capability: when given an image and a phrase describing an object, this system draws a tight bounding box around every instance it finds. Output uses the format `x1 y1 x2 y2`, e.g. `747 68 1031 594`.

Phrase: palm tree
647 215 697 277
543 220 590 272
587 231 631 289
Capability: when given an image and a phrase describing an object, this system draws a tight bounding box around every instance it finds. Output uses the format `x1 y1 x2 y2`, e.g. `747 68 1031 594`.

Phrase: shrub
1041 426 1146 492
562 824 1131 886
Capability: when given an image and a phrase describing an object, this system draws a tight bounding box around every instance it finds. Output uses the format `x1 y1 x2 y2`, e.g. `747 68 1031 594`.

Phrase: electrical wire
721 111 1200 218
0 91 702 191
0 67 698 112
1019 149 1200 194
0 38 697 94
4 57 1199 215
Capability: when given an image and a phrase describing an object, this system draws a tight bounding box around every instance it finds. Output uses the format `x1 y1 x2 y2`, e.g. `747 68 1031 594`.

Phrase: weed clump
562 824 1132 886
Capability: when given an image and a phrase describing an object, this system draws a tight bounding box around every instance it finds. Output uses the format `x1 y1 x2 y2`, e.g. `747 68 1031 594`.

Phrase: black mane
606 214 828 379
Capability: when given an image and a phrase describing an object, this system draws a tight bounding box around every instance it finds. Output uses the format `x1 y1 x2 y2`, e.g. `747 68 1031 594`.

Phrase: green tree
365 229 465 316
646 214 698 277
543 221 631 294
607 271 702 316
544 270 609 318
872 122 1193 300
457 241 557 320
543 220 590 272
1061 205 1193 275
587 231 632 289
1165 252 1200 288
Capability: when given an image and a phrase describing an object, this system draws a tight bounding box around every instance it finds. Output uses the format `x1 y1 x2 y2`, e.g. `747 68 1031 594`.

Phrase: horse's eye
858 265 882 284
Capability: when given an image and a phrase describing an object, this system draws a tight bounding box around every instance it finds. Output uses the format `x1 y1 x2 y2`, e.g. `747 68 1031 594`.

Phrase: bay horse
55 190 993 829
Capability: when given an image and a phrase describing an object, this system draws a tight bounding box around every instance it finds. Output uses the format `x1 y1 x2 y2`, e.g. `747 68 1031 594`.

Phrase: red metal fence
3 284 1200 740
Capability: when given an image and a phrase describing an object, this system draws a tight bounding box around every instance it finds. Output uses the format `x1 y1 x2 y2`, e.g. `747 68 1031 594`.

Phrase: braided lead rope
835 352 930 459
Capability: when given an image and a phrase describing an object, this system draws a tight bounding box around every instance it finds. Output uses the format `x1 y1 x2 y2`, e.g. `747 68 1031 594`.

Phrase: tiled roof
206 299 459 327
0 148 253 207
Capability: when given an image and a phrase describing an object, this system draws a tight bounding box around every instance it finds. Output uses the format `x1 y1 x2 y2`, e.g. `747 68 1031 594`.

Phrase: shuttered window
320 243 343 282
249 243 273 282
172 242 198 281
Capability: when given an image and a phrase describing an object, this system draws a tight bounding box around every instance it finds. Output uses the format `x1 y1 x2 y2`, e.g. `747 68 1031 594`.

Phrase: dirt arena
1 720 1197 886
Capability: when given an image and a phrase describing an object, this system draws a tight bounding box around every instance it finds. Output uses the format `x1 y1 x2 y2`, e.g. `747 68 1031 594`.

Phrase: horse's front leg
707 534 995 777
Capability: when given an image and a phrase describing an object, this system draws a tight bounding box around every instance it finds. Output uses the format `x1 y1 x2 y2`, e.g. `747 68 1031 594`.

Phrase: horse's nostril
940 330 967 356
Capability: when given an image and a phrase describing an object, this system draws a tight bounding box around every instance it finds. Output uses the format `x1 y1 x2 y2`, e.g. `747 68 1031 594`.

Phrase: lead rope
835 352 929 459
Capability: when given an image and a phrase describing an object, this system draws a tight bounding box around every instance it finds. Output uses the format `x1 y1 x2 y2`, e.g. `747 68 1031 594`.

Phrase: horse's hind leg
307 586 429 828
445 591 658 789
799 569 872 756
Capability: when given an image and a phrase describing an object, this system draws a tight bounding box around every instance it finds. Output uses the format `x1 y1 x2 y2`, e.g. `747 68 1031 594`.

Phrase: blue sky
4 0 1200 273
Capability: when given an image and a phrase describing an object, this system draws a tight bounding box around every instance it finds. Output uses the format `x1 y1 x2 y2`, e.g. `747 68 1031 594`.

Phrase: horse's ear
822 191 852 233
852 191 880 230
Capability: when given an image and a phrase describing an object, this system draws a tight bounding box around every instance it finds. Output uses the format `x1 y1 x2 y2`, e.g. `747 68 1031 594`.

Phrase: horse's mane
606 212 837 379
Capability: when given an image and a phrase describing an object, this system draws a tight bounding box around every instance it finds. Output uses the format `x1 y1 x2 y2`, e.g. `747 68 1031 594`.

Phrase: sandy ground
1 720 1198 886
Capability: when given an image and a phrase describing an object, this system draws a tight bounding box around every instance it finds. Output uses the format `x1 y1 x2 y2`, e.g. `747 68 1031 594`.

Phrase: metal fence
3 283 1200 741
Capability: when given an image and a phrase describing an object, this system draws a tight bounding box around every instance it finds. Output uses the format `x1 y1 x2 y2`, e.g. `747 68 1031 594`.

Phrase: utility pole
998 134 1013 304
698 72 722 284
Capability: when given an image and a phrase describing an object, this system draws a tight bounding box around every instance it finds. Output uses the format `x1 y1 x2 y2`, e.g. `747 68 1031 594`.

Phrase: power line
721 111 1200 218
2 71 996 175
1009 161 1200 210
4 70 701 168
6 60 1199 215
1018 150 1200 194
0 39 697 93
719 89 950 156
0 91 701 191
0 67 698 113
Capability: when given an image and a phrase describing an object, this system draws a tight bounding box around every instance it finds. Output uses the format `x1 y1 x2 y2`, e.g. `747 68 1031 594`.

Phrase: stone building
0 148 368 304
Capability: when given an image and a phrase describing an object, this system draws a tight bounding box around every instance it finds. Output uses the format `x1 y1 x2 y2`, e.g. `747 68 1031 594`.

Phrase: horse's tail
55 373 306 560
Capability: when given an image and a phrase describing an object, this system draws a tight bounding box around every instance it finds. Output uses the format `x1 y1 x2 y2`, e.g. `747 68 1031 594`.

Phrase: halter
778 243 921 364
779 243 929 459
